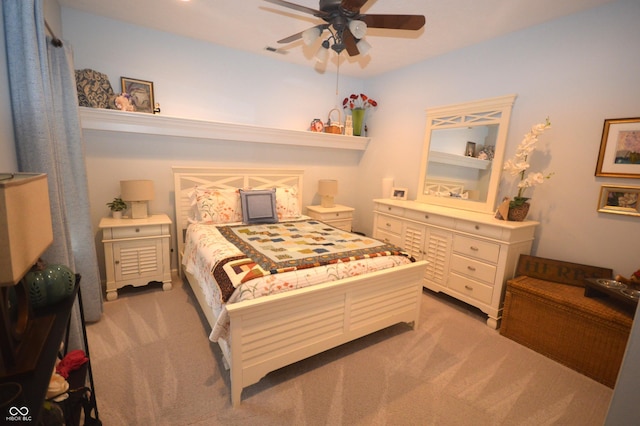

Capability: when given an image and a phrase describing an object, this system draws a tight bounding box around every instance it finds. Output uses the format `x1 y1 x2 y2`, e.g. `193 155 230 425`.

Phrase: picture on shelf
120 77 155 113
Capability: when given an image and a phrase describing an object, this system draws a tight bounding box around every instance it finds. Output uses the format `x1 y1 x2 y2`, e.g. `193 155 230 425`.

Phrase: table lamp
0 173 54 376
318 179 338 208
121 179 154 219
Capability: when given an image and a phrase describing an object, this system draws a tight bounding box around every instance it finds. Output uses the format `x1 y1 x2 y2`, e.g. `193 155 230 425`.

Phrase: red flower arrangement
342 93 378 110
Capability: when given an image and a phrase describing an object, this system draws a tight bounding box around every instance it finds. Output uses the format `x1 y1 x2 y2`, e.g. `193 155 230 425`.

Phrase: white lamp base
130 201 149 219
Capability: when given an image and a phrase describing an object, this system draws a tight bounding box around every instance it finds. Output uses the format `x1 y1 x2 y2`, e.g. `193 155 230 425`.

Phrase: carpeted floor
86 273 612 425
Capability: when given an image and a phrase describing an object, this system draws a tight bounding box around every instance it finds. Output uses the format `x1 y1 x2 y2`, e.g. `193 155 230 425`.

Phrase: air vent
265 46 287 55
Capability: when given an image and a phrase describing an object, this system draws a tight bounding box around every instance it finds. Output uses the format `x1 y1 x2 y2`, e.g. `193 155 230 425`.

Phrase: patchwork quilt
215 220 410 301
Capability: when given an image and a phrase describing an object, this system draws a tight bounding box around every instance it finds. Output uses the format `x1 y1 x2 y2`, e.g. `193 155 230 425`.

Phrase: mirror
416 94 517 214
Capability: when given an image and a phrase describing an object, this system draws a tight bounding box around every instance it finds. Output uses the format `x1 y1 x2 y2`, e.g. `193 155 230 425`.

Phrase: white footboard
226 260 427 407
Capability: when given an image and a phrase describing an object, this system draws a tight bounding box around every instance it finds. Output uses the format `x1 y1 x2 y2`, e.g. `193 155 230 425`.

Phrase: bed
172 167 428 406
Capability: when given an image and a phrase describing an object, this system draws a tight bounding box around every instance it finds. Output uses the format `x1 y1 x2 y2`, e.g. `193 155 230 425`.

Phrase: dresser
373 199 538 328
99 214 172 301
306 204 354 231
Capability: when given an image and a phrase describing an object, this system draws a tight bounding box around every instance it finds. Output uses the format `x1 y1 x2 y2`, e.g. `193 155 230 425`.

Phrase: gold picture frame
595 117 640 178
120 77 155 113
597 185 640 217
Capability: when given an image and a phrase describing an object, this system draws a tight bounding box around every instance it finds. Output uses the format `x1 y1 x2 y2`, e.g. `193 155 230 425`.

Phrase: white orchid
503 118 552 206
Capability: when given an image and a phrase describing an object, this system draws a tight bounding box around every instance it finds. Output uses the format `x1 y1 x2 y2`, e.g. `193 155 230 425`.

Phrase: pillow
275 186 301 219
189 187 242 224
240 189 279 224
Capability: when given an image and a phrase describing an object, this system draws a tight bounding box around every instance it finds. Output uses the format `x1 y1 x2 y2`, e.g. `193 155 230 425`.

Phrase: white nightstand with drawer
306 204 354 232
99 213 172 301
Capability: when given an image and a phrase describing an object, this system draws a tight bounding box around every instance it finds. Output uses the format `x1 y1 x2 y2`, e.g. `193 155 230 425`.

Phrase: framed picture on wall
595 117 640 178
597 185 640 217
120 77 155 113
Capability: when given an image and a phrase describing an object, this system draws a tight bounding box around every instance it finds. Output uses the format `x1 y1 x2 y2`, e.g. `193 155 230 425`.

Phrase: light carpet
86 274 612 425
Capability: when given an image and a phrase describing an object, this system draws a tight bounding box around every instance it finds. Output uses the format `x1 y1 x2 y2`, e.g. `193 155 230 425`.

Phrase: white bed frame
172 166 428 407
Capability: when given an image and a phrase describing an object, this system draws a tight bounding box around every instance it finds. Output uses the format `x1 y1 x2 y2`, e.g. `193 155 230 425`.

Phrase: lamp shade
0 173 53 286
120 180 155 201
318 179 338 196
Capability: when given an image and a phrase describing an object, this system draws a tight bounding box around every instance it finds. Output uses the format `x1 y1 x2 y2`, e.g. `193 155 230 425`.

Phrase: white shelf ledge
79 107 369 151
429 151 491 170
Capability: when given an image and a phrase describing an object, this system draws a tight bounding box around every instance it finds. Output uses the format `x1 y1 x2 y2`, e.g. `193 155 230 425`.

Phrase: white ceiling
57 0 614 77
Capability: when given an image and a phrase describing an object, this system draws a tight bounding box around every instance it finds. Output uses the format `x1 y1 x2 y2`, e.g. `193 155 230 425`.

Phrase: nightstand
98 214 172 301
306 204 354 231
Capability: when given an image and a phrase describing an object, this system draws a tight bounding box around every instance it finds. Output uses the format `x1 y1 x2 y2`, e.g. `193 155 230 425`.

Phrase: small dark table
584 278 639 310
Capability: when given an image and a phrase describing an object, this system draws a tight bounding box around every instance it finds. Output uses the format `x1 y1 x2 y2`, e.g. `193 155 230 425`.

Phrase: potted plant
107 197 127 219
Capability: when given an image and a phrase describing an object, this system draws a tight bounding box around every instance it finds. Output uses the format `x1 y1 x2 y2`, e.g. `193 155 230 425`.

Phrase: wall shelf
79 107 370 151
428 151 491 170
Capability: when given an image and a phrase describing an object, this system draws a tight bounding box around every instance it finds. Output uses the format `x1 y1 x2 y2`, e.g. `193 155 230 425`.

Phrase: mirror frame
416 94 517 214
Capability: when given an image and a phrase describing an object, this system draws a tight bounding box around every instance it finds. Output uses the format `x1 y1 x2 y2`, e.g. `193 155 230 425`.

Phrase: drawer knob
424 215 429 219
465 285 473 291
115 260 120 265
470 246 479 251
387 207 392 211
467 266 476 272
386 223 392 227
475 225 480 230
135 228 140 233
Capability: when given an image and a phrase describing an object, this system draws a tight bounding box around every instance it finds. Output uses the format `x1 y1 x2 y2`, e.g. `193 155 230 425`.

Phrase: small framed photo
121 77 155 113
597 185 640 217
465 141 476 157
391 187 408 200
595 117 640 178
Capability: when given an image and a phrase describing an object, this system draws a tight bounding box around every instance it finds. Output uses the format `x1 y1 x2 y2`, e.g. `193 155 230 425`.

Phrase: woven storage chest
500 256 633 388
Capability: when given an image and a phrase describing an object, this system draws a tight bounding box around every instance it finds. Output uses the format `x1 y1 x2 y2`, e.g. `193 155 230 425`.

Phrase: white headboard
172 166 304 259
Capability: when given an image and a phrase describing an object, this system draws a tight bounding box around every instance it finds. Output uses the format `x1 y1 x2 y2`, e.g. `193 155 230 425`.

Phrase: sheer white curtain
3 0 103 344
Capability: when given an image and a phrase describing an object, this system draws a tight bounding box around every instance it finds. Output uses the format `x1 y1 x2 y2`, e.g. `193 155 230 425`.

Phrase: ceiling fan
264 0 426 61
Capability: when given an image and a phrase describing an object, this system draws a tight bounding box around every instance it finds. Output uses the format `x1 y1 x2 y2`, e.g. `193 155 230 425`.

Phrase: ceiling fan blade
277 24 328 44
361 14 426 31
340 0 369 14
277 31 305 44
342 28 359 56
263 0 326 17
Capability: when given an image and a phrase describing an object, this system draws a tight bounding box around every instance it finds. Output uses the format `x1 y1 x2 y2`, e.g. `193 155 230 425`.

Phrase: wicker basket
324 108 343 134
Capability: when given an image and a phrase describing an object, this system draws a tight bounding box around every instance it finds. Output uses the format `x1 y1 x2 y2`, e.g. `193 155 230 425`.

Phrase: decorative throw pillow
275 186 301 219
240 189 279 224
75 69 116 109
190 187 242 224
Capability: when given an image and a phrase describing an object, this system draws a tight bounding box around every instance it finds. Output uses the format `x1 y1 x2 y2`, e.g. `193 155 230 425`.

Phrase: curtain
3 0 103 346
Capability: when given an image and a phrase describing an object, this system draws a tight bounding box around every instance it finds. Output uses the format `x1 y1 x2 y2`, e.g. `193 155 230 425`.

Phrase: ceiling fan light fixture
348 19 367 39
356 38 371 56
302 27 321 46
315 40 330 62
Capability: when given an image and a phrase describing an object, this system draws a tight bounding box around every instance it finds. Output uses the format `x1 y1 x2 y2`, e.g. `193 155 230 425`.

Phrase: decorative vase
508 202 530 221
351 108 365 136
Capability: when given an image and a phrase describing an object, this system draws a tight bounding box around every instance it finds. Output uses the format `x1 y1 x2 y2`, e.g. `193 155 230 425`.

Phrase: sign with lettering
515 255 613 287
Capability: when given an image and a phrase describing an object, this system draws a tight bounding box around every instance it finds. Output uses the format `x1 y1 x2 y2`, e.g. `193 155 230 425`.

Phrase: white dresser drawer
376 215 403 235
375 203 404 217
404 209 455 228
111 224 163 239
455 220 503 239
448 273 494 304
375 228 402 246
452 235 500 263
450 254 497 284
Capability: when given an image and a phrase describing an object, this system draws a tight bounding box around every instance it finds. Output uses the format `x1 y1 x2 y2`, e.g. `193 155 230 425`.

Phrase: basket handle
327 108 341 125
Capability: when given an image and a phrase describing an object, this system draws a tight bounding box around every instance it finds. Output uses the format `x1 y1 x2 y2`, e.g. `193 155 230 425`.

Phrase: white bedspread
182 222 412 341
